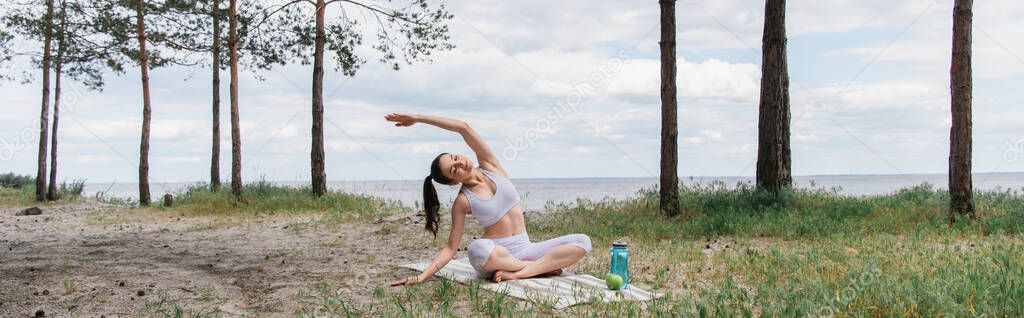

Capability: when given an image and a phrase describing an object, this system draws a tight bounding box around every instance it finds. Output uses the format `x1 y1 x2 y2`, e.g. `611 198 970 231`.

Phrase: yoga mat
398 257 662 309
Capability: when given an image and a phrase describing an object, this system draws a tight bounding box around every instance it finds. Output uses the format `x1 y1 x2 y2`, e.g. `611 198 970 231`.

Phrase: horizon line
76 171 1024 184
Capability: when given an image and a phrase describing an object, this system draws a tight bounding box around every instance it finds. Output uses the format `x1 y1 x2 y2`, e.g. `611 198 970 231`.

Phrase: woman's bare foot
492 270 517 283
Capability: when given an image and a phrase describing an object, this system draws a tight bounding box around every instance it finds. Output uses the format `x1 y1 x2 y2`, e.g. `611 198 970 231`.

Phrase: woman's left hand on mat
389 275 422 286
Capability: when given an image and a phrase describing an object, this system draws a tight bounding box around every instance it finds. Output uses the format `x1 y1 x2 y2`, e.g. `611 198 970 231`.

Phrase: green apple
606 273 623 290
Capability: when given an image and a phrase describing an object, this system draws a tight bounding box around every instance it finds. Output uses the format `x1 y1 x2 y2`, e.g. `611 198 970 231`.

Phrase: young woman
386 113 592 285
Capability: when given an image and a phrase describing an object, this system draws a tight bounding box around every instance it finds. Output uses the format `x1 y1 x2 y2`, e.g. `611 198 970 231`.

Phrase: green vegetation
0 185 34 206
0 172 85 205
333 182 1024 317
58 179 86 197
547 182 1024 240
61 276 79 295
6 176 1021 316
164 179 406 222
137 290 225 318
0 173 34 205
294 280 607 317
0 172 35 188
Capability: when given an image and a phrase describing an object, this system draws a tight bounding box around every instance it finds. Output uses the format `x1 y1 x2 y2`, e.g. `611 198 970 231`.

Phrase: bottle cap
612 240 627 247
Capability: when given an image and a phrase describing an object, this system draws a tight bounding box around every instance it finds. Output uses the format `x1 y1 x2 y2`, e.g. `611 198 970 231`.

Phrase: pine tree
659 0 679 217
259 0 454 196
4 0 115 201
949 0 976 221
756 0 793 194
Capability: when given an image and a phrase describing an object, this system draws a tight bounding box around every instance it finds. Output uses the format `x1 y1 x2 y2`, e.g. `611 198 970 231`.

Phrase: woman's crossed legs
467 233 592 282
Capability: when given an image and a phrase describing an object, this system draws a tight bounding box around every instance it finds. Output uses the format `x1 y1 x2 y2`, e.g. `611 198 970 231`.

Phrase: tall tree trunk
949 0 975 221
136 0 152 206
756 0 792 193
658 0 678 217
36 0 54 202
229 0 242 199
211 0 222 191
310 0 327 197
47 0 66 201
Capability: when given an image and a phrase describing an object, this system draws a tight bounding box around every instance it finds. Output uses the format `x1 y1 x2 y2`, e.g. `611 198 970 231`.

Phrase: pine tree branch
329 0 427 26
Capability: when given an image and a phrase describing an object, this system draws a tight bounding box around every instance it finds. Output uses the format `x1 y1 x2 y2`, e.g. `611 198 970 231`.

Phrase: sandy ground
0 200 449 317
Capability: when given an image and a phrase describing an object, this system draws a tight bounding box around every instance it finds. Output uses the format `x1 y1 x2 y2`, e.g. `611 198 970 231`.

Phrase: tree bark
659 0 679 217
949 0 975 221
47 0 67 201
756 0 792 194
229 0 242 199
310 0 328 197
36 0 54 202
211 0 222 191
136 0 152 206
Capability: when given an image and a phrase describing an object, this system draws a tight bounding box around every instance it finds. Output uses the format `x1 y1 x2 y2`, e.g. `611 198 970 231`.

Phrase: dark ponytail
423 153 452 238
423 176 440 238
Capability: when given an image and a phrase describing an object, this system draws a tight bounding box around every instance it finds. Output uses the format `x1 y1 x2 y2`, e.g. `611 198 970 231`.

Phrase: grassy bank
0 185 35 206
307 182 1024 317
0 172 85 206
160 180 407 222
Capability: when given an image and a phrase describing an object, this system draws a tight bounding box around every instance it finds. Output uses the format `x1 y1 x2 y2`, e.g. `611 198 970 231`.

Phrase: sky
1 0 1023 183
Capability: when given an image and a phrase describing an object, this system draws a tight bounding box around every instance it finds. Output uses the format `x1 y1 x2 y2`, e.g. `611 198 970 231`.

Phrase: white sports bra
460 167 521 227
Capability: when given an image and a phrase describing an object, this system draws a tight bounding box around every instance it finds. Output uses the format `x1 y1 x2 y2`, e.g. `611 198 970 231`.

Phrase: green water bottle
609 240 629 290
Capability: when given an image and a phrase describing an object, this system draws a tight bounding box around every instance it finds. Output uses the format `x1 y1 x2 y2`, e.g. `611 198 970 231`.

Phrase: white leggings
466 231 592 278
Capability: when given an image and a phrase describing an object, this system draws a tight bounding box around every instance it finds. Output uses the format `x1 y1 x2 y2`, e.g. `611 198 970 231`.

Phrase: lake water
82 172 1024 211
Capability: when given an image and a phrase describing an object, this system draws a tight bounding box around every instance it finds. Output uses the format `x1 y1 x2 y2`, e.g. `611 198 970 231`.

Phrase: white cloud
820 0 1024 80
326 140 361 152
2 0 1022 182
411 143 443 155
69 155 118 164
155 156 202 164
607 58 760 103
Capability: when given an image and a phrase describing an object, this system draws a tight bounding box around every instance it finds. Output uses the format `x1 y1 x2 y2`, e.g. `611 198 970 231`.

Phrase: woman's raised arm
385 113 502 173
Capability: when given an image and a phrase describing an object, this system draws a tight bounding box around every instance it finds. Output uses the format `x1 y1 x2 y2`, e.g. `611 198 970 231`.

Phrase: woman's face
439 153 474 184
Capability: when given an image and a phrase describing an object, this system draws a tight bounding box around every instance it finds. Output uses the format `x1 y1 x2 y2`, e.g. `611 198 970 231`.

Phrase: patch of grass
535 182 1024 242
62 276 79 295
710 234 1024 316
165 178 407 221
285 219 321 234
0 186 35 206
0 172 37 205
138 290 223 318
294 283 361 317
482 286 518 317
58 178 86 198
0 174 87 205
522 182 1024 316
338 183 1023 317
93 189 137 206
297 280 533 318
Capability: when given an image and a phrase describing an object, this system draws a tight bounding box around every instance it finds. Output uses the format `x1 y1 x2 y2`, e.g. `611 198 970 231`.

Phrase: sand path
0 201 438 317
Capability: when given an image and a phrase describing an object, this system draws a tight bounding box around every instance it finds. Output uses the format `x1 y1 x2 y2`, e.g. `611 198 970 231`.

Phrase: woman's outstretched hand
385 113 417 127
389 275 422 286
